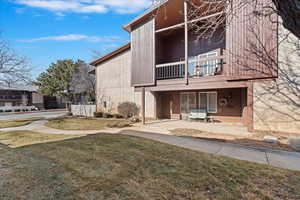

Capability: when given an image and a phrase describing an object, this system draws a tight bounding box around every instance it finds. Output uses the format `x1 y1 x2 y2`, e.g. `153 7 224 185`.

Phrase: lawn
0 130 85 148
45 117 130 130
0 118 42 129
0 133 299 199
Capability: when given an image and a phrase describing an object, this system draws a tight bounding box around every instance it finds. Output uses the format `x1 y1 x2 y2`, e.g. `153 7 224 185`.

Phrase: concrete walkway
121 130 300 172
1 119 300 171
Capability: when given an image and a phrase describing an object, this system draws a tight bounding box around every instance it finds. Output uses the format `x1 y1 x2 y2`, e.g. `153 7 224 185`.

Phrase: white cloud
19 34 121 43
14 0 152 15
15 7 26 14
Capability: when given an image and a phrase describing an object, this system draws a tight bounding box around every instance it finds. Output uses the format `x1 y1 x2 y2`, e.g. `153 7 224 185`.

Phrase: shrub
289 138 300 151
106 121 130 128
103 113 113 118
117 102 140 119
113 114 123 119
65 112 73 117
94 112 103 118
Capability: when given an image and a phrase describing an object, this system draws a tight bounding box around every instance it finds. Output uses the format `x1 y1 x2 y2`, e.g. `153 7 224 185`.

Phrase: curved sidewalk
1 120 300 172
121 130 300 172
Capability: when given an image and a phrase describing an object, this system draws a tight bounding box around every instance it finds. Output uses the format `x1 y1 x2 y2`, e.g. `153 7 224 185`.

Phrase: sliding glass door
199 92 218 113
180 93 196 114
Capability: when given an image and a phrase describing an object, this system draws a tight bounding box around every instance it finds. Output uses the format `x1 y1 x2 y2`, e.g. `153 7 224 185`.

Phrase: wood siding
226 0 278 79
131 18 155 86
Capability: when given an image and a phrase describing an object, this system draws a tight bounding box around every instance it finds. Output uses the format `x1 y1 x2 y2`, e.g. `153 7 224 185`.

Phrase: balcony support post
141 87 146 124
184 0 189 85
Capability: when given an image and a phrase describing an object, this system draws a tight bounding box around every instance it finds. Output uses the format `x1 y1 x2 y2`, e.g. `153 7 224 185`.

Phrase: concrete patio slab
135 120 251 136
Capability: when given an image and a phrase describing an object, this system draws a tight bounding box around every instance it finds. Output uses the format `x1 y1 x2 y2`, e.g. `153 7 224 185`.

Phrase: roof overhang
123 0 168 32
89 43 131 68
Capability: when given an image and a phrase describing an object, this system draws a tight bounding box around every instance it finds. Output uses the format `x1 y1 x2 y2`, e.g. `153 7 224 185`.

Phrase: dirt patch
171 128 298 152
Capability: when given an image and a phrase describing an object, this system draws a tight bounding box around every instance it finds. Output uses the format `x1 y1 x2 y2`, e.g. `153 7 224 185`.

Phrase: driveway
0 110 67 121
121 130 300 171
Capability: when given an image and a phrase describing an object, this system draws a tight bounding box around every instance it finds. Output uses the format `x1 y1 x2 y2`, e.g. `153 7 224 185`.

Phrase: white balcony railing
156 61 185 80
156 55 225 80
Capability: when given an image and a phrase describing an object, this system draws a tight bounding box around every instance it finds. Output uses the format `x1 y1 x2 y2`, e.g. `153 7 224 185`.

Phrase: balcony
156 53 225 80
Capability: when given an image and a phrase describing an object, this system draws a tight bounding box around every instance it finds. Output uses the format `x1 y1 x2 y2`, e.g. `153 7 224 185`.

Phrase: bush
103 113 113 118
289 138 300 151
117 102 140 119
113 114 123 119
65 112 73 117
106 121 130 128
94 112 103 118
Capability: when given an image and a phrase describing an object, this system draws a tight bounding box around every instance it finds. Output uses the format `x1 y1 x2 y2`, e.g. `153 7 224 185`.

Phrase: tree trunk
273 0 300 39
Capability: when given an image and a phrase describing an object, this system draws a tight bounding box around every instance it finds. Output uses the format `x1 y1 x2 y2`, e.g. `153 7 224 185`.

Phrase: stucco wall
95 49 155 118
253 24 300 134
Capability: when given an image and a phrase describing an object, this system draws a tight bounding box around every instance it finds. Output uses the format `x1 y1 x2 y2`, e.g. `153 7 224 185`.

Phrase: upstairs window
188 51 219 77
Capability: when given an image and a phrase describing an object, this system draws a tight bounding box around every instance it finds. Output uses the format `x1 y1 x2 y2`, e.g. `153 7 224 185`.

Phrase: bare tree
0 37 31 86
152 0 300 40
90 49 103 60
70 60 96 104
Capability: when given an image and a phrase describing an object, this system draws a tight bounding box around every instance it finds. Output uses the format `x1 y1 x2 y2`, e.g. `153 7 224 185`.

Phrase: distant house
90 0 300 134
0 84 65 111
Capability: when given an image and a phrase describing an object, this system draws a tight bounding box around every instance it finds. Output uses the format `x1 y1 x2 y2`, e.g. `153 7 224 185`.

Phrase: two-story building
91 0 300 134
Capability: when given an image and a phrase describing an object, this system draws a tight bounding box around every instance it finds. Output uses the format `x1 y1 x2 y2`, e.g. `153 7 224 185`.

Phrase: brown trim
89 43 130 66
123 0 168 32
134 80 248 92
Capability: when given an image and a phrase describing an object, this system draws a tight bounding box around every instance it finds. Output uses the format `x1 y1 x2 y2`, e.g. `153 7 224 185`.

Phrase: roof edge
90 43 131 66
123 0 168 32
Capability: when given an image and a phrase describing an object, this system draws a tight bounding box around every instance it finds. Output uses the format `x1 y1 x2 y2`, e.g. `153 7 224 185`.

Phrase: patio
135 120 251 136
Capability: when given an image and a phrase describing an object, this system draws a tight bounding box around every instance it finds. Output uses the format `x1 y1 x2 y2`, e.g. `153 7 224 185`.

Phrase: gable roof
89 43 131 71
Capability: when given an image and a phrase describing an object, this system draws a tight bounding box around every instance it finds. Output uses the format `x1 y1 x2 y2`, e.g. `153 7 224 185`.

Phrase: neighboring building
90 0 300 134
0 84 66 111
0 84 44 109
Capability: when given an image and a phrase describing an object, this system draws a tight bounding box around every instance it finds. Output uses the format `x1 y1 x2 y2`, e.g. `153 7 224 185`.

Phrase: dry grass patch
0 133 299 199
45 117 130 130
0 118 42 129
171 128 298 152
0 130 85 148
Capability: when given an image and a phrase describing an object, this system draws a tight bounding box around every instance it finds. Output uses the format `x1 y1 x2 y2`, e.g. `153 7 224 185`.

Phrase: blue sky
0 0 151 77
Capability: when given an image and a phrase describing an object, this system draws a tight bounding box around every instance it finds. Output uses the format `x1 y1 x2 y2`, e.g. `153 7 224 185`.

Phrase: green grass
45 117 129 130
0 118 42 129
0 130 85 148
0 133 299 199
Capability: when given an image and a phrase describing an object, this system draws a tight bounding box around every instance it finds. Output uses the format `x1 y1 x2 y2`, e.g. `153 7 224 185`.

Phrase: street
0 110 67 121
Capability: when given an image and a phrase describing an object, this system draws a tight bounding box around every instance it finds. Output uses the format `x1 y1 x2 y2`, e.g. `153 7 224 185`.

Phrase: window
199 92 218 113
180 93 197 114
188 51 219 77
